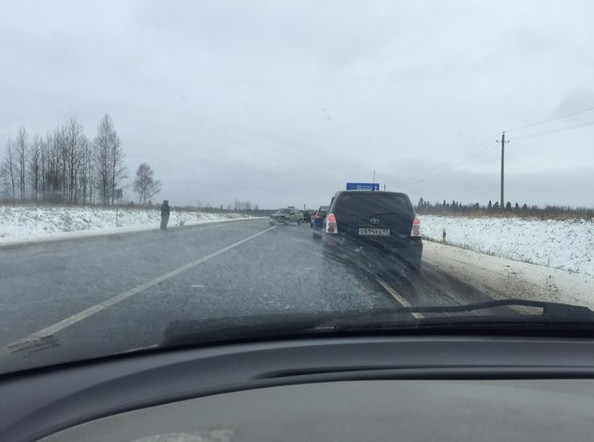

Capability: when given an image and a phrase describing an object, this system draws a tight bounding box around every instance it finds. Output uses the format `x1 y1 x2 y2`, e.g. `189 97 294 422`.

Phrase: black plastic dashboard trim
3 334 594 442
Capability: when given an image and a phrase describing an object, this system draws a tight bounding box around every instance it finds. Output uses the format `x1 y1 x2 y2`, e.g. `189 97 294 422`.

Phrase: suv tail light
411 216 421 237
325 213 338 234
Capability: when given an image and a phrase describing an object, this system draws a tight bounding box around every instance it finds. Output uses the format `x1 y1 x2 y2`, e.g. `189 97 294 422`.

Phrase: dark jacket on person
161 202 170 217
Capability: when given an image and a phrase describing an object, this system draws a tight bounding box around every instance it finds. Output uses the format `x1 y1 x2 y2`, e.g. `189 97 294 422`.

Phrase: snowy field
421 215 594 277
0 205 257 246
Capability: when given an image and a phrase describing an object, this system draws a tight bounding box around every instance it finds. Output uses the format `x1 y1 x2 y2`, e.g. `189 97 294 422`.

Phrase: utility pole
497 132 509 210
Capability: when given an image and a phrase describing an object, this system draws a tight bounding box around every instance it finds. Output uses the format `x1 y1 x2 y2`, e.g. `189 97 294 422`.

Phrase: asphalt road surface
0 218 502 373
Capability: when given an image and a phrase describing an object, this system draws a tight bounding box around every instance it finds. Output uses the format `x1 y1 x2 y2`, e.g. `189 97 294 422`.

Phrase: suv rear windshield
334 192 414 217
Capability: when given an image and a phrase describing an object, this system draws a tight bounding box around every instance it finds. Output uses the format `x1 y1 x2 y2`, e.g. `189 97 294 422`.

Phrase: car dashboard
2 334 594 441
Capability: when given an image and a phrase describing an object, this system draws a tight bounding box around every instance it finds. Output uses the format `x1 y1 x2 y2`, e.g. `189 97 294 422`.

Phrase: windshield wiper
311 299 594 332
158 301 594 350
392 299 594 321
160 314 323 348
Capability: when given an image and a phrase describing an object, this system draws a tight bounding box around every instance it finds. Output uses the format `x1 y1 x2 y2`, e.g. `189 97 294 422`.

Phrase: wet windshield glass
1 0 593 374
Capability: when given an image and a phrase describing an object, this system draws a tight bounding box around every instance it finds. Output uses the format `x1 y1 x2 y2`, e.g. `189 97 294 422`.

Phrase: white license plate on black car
358 228 390 236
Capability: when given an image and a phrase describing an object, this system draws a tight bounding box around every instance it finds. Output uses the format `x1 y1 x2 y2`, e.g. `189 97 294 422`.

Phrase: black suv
321 191 422 273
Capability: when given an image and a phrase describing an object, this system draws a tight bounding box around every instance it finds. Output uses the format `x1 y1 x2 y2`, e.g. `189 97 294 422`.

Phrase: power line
401 138 497 186
400 138 494 185
506 105 594 132
400 109 594 188
515 119 594 140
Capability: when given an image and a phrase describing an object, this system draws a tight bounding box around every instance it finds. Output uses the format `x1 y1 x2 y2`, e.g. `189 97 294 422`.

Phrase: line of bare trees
1 114 127 205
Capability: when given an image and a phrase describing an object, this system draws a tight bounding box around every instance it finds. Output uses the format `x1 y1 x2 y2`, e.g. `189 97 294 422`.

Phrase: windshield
1 0 594 375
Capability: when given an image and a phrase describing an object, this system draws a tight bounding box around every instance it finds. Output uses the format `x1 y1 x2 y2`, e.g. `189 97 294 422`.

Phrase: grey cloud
2 1 594 208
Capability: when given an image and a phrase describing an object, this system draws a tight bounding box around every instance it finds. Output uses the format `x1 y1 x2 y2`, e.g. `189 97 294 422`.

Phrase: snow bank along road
1 218 592 372
419 241 594 311
0 205 255 247
418 214 594 312
421 214 594 276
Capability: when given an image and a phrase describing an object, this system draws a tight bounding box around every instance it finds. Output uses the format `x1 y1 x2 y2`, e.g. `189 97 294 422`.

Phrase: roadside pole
497 132 509 210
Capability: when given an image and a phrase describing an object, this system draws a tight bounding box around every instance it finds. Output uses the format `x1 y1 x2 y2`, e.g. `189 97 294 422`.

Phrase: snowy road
0 219 397 371
1 218 592 372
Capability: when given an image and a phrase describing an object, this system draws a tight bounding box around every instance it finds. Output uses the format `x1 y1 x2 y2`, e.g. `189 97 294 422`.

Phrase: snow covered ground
0 205 258 247
424 241 594 311
421 215 594 277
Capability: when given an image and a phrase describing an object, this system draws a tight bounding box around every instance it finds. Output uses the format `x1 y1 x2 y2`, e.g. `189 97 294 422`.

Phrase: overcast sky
2 0 594 209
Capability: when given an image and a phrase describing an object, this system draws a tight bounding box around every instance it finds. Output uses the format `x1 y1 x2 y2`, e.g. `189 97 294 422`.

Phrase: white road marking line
375 278 425 319
7 226 277 349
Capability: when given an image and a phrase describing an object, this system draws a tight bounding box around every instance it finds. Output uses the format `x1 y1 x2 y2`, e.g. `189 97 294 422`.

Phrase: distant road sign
346 182 379 191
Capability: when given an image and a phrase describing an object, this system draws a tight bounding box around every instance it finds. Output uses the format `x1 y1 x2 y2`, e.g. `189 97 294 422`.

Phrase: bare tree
1 115 126 204
63 119 87 202
1 139 17 200
42 131 65 201
94 130 111 205
232 199 254 211
95 114 126 205
38 133 56 201
28 135 42 201
78 137 94 204
54 125 68 201
15 127 28 200
133 162 161 205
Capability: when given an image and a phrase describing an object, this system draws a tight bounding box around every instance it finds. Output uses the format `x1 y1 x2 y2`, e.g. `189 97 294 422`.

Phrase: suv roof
332 190 409 198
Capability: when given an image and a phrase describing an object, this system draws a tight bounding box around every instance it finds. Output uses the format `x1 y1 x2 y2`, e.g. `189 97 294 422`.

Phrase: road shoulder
423 241 594 310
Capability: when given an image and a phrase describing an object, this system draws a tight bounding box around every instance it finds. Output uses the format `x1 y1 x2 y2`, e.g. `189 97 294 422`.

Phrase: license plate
358 228 390 236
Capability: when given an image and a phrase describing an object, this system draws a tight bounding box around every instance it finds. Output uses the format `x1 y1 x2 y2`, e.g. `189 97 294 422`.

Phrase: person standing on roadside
160 200 170 230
